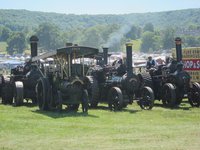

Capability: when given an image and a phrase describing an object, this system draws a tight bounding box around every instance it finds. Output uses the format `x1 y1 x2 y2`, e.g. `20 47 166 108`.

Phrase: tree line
1 8 200 54
1 22 200 55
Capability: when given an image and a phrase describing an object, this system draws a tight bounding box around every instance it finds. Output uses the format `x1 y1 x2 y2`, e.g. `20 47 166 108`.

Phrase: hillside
0 8 200 31
1 8 200 53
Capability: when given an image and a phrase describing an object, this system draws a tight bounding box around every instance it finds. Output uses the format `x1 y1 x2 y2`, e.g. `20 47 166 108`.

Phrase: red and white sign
183 59 200 71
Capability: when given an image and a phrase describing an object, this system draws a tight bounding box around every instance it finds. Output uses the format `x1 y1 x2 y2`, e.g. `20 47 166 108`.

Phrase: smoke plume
105 24 132 48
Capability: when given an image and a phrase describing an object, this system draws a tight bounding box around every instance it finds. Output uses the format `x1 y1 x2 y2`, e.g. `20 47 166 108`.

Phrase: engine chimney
30 36 39 58
102 47 108 65
66 43 73 47
175 37 182 62
126 43 133 78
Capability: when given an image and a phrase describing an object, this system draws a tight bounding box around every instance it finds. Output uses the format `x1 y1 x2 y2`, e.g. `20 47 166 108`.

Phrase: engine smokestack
66 43 73 47
175 37 182 62
103 47 108 65
30 35 39 58
126 43 133 78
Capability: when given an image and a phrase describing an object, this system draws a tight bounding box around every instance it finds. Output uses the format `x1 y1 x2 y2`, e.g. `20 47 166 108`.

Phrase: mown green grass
0 100 200 150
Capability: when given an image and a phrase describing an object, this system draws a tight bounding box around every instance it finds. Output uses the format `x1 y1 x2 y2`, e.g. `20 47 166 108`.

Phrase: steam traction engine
140 37 200 107
86 44 155 111
33 44 99 112
1 36 42 106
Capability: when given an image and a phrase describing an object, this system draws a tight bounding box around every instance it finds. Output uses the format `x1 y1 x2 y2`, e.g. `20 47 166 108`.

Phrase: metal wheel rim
108 87 123 111
188 82 200 107
140 87 154 110
162 83 176 107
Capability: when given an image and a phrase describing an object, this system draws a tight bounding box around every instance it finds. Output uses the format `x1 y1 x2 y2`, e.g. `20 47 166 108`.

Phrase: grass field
0 100 200 150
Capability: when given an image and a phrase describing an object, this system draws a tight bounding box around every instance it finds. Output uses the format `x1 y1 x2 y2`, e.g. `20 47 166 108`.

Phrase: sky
0 0 200 14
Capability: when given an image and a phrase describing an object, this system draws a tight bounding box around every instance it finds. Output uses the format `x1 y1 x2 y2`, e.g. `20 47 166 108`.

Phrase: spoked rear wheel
162 83 176 108
56 90 62 112
139 86 154 110
82 89 89 113
85 76 99 108
108 87 123 111
90 78 99 108
175 86 184 106
188 82 200 107
36 78 50 111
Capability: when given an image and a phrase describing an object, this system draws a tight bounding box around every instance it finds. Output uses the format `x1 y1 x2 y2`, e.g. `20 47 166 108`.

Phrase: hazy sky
0 0 200 14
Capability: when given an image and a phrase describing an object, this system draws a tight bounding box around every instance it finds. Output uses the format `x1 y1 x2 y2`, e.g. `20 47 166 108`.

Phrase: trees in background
2 21 200 54
140 31 156 52
1 9 200 54
143 23 154 32
125 25 141 40
0 26 11 41
80 26 104 48
184 35 200 47
162 28 175 50
35 23 62 52
6 32 26 54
